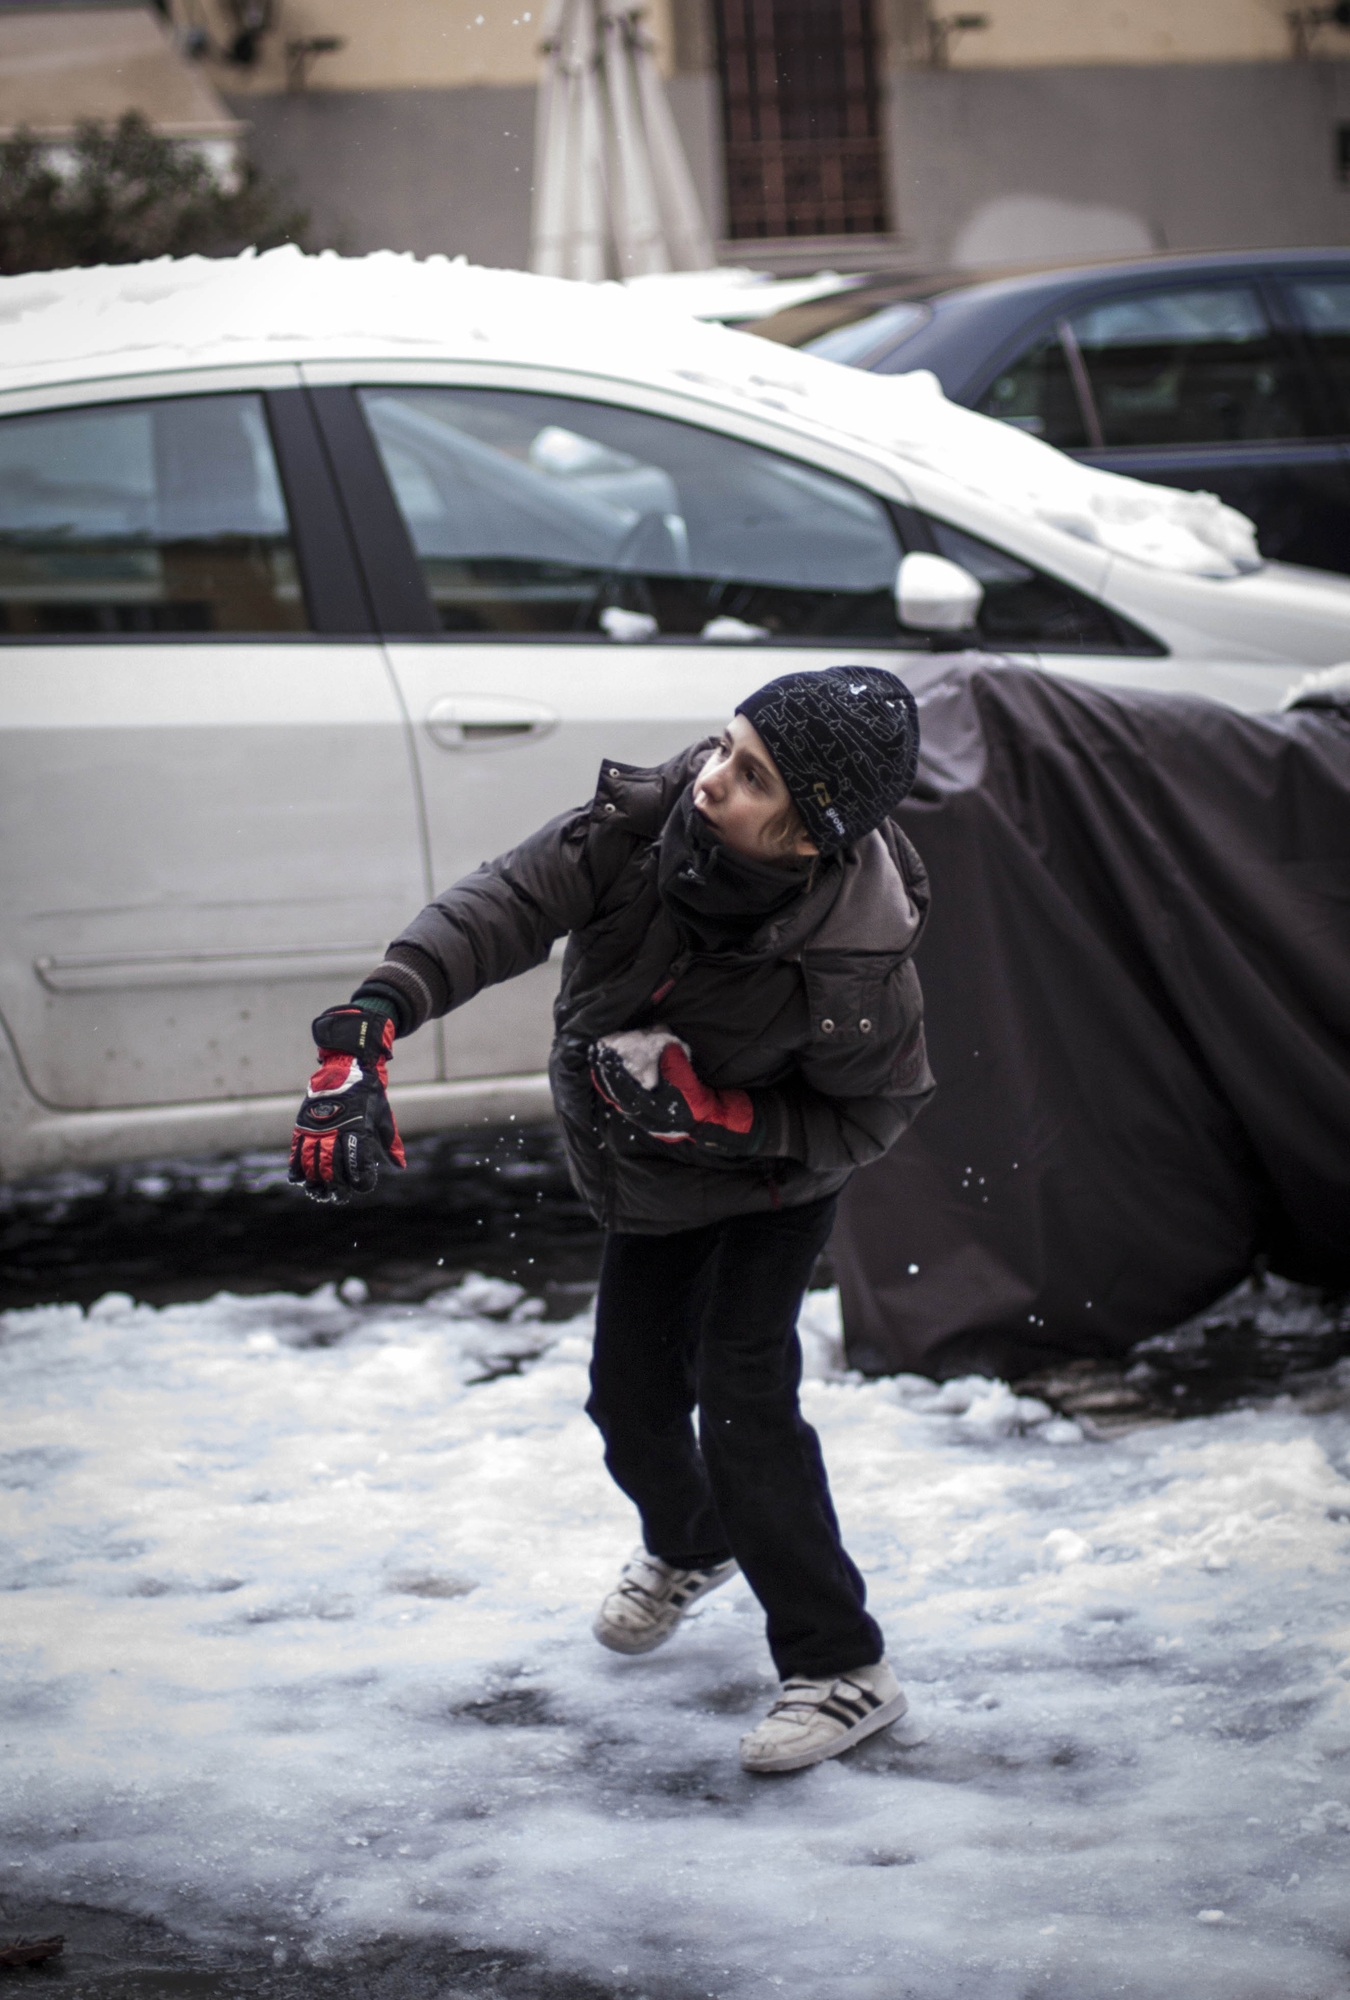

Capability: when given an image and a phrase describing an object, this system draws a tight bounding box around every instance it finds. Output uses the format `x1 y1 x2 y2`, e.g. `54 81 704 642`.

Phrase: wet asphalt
0 1128 604 1323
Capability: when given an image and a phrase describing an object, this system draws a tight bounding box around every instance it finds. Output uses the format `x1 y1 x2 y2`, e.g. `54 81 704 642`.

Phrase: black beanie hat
736 665 920 855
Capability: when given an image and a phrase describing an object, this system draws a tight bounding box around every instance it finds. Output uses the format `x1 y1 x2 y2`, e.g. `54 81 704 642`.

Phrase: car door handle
424 694 559 750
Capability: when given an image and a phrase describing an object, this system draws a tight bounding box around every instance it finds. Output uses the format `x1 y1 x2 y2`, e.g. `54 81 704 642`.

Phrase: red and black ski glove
590 1029 765 1158
288 1005 406 1202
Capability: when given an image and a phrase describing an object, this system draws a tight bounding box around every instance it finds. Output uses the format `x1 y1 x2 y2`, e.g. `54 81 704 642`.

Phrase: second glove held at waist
590 1028 770 1159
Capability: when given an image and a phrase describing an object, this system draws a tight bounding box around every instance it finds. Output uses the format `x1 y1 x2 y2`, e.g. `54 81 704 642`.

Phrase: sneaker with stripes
739 1660 907 1772
593 1547 739 1656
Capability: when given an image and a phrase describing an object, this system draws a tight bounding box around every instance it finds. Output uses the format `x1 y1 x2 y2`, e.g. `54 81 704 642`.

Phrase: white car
2 251 1347 1182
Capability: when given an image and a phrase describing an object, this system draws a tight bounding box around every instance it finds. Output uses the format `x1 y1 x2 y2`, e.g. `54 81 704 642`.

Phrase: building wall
195 0 675 93
231 85 537 263
668 71 726 256
885 60 1350 267
880 0 1309 68
231 72 723 268
226 1 1350 271
187 0 1348 89
0 6 239 148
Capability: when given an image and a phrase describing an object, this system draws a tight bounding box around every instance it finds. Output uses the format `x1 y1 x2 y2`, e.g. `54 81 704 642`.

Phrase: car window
1284 277 1350 433
976 331 1089 447
356 386 906 643
802 301 929 368
924 516 1161 653
1066 286 1314 447
0 394 306 636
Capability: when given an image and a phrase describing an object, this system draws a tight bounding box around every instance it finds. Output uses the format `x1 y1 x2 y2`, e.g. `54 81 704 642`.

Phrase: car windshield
802 301 930 366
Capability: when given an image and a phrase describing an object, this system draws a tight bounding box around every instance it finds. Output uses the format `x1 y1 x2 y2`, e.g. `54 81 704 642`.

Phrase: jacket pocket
800 959 887 1053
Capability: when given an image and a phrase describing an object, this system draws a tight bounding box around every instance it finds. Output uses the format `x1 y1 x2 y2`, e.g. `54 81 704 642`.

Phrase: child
289 666 934 1773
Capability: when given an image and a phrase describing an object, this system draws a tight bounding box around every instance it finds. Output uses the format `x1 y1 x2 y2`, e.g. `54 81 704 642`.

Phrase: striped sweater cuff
351 945 449 1037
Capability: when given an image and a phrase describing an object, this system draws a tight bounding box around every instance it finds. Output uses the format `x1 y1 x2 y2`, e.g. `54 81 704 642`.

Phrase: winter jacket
362 742 936 1234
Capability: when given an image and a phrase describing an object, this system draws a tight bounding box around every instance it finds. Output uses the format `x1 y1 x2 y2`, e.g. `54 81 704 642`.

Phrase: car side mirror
895 552 984 634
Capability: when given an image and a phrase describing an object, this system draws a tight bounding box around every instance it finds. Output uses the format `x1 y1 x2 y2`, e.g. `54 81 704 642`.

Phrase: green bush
0 109 310 275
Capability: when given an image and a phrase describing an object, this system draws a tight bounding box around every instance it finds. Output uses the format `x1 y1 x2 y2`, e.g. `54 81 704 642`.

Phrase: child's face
693 714 818 864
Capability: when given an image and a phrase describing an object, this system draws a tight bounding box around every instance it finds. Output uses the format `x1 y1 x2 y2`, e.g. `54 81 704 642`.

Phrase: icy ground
3 1278 1350 2000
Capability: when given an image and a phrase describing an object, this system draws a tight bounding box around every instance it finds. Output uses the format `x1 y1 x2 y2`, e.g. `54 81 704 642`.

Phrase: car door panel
0 386 431 1113
0 640 432 1109
384 635 868 874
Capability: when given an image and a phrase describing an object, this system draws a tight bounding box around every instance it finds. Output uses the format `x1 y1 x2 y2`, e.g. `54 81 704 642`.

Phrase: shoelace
616 1558 717 1611
617 1575 663 1608
616 1558 680 1609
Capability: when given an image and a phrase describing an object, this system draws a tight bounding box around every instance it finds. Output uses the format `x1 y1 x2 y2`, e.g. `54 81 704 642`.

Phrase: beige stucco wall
0 6 239 138
885 0 1321 68
197 0 675 94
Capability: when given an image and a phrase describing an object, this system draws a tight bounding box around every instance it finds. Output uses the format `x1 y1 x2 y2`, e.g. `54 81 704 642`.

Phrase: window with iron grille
712 0 890 239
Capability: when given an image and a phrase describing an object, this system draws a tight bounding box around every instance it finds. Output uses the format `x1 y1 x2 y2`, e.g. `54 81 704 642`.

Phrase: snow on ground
0 248 1258 579
3 1277 1350 2000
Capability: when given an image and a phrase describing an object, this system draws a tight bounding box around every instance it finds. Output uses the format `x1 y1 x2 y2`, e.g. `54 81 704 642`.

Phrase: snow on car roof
0 246 1259 579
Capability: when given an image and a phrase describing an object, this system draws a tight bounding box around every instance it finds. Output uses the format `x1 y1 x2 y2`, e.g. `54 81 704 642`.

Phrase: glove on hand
288 1005 406 1202
591 1028 764 1158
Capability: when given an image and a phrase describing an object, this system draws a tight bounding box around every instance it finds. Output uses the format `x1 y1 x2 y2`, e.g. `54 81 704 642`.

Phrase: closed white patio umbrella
529 0 713 281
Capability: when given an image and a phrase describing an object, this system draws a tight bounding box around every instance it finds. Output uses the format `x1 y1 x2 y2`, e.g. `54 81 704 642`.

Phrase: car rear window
978 330 1090 448
0 394 307 638
1284 277 1350 433
357 385 907 644
1065 286 1315 447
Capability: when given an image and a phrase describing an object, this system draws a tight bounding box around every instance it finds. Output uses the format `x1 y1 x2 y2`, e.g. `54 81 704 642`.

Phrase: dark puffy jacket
366 743 935 1234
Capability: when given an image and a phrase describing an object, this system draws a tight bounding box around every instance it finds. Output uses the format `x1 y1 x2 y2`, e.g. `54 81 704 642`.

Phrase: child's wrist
348 986 406 1037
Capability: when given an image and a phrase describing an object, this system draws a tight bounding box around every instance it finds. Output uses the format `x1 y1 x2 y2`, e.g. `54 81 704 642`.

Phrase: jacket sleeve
355 741 711 1037
762 961 935 1171
356 806 604 1035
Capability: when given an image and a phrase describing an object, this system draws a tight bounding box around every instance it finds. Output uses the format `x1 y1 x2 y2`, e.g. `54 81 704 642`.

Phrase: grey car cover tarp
833 657 1350 1381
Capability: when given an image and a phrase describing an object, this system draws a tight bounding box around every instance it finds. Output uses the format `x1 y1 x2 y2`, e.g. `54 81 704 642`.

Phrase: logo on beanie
812 780 833 809
825 806 846 838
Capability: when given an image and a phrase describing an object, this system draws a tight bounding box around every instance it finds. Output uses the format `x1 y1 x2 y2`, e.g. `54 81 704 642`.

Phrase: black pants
586 1194 884 1681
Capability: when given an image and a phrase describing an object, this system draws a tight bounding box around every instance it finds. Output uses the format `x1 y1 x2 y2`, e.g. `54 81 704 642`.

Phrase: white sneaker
739 1660 907 1772
593 1547 739 1655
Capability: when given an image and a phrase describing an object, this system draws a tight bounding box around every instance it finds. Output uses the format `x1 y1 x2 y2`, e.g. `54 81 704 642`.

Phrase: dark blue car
749 249 1350 575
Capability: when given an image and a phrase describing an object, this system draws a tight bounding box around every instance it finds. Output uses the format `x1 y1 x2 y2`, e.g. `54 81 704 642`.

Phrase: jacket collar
770 824 927 962
593 742 928 964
